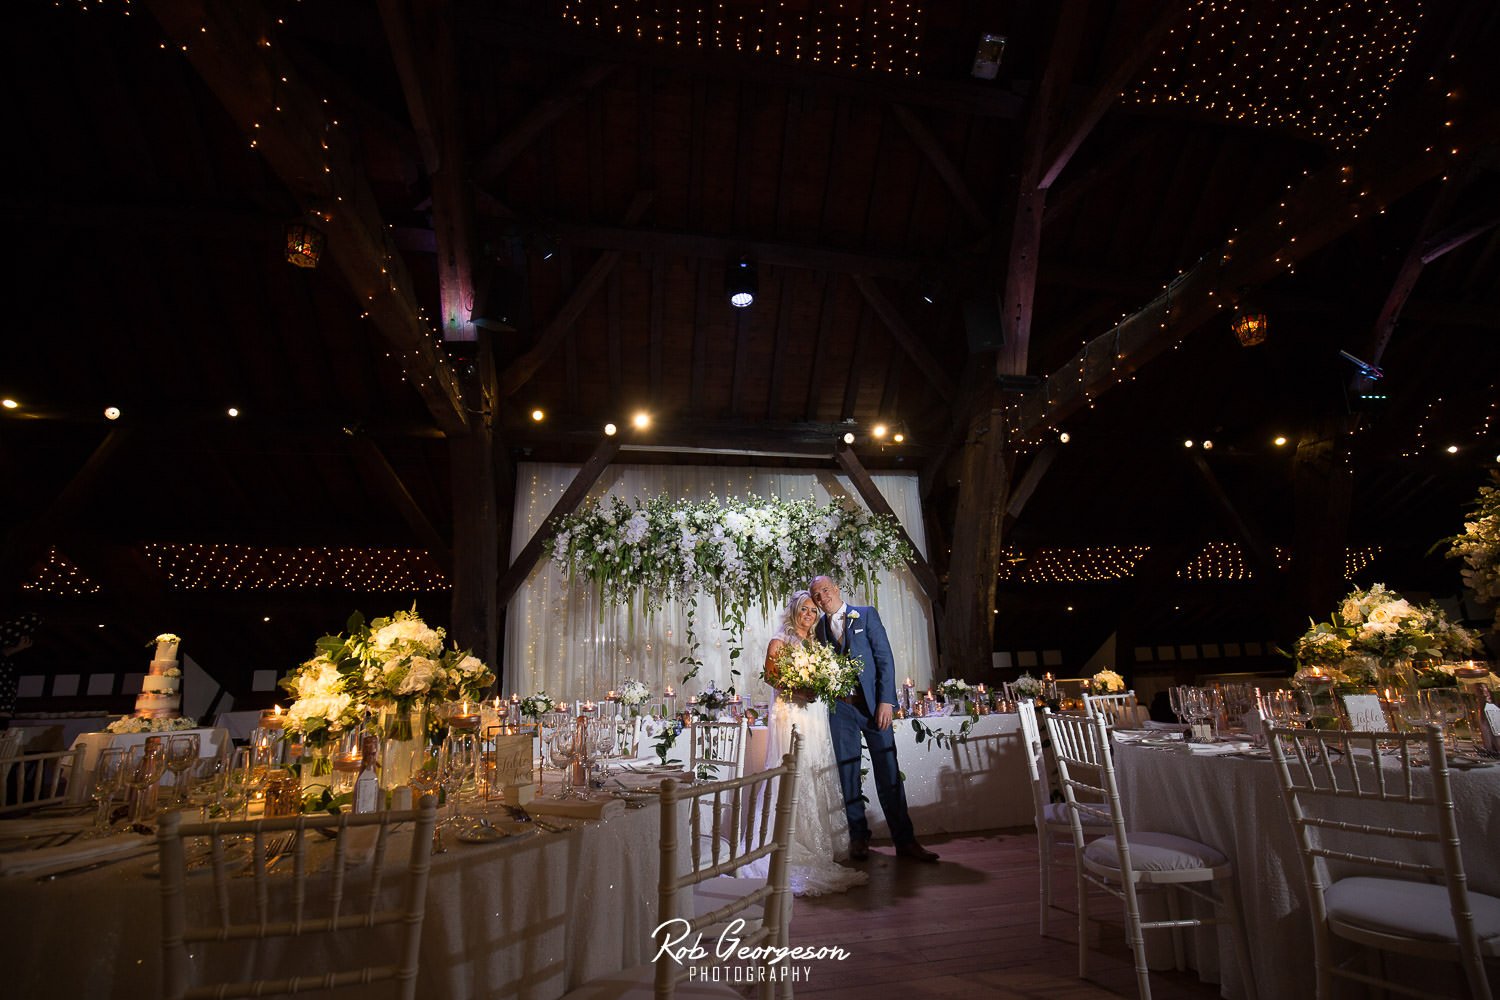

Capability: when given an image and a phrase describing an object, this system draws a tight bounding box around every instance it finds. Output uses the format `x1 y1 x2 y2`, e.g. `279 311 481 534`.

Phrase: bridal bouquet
765 639 863 713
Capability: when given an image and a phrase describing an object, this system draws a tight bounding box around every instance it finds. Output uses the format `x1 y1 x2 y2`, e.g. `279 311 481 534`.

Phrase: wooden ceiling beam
834 443 944 617
475 64 619 184
496 434 620 612
380 0 480 345
496 191 653 398
890 104 990 233
534 217 926 280
998 8 1086 378
457 11 1024 120
142 0 469 436
850 274 957 402
1012 97 1500 439
1036 8 1182 191
346 430 454 575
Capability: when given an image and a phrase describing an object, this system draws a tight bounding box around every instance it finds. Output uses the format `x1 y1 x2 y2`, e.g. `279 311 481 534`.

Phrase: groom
810 575 939 863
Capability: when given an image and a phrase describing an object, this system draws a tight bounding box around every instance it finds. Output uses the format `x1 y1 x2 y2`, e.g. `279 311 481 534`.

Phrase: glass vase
378 704 427 791
299 740 333 796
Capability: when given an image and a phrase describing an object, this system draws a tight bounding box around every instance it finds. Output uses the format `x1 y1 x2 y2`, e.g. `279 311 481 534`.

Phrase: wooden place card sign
1339 693 1390 733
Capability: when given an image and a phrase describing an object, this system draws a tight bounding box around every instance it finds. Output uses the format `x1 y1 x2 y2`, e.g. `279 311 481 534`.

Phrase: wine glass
1421 689 1465 754
88 749 126 837
440 733 478 827
1168 686 1186 724
546 726 581 799
166 734 200 806
123 741 167 830
220 746 260 821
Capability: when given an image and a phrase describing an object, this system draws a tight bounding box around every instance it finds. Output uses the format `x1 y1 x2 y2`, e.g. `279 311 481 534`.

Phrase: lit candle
665 685 675 698
451 699 480 730
904 677 914 688
259 705 285 730
557 701 570 713
606 689 619 700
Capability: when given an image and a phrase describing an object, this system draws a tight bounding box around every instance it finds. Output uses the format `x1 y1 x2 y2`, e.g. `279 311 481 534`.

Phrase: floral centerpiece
689 680 738 722
1084 669 1126 694
519 691 556 722
1445 467 1500 631
1011 673 1044 700
939 678 972 704
763 640 862 715
618 679 651 716
1292 583 1482 688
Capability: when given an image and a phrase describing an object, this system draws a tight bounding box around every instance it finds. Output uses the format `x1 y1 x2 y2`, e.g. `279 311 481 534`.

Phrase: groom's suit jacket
818 605 896 712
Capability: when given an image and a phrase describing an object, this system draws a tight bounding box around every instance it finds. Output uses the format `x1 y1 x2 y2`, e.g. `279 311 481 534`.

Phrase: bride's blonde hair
778 589 814 643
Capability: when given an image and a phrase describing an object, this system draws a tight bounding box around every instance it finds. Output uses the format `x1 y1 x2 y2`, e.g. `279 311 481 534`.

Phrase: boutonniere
845 610 860 622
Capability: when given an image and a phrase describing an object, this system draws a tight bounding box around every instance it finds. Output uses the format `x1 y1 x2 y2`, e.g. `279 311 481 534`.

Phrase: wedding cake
135 633 183 719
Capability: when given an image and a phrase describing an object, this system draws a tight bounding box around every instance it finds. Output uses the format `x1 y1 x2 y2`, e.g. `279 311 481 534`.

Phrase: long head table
1114 741 1500 1000
3 801 675 1000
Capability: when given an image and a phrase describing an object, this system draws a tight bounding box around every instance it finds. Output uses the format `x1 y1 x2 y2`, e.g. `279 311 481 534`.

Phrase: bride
757 590 868 896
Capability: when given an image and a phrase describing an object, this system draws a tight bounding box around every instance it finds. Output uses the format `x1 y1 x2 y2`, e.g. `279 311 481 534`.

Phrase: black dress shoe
895 840 939 863
849 839 870 861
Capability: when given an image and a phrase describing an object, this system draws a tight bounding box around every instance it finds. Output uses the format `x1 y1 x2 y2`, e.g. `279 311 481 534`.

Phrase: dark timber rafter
1012 101 1500 439
143 0 469 436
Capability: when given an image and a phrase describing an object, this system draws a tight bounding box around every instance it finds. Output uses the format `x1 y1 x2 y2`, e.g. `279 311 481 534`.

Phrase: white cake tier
155 640 180 660
142 676 179 694
149 658 180 673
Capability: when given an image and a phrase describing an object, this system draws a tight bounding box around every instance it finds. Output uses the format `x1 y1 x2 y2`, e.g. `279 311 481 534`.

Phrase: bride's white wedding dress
756 693 869 897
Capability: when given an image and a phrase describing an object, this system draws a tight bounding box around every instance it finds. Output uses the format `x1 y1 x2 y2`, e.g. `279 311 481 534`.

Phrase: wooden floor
772 828 1222 1000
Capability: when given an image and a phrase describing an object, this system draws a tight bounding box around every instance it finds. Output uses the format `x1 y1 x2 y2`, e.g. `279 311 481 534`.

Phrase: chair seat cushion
1326 877 1500 949
558 962 742 1000
1084 832 1227 872
1044 801 1110 827
695 875 766 919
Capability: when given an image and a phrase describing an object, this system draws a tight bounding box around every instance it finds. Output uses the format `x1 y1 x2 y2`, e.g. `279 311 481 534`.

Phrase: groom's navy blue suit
818 604 918 846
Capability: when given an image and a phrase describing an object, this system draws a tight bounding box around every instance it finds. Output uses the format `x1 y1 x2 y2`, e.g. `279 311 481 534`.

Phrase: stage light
531 409 545 422
726 256 757 308
104 406 121 420
842 432 855 444
872 423 888 439
604 422 618 436
1274 436 1288 447
632 411 651 430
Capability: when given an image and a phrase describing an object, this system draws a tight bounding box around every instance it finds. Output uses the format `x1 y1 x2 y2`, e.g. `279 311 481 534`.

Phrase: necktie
832 612 845 643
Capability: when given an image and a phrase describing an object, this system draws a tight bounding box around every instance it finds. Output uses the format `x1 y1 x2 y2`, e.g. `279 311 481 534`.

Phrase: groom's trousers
830 696 917 845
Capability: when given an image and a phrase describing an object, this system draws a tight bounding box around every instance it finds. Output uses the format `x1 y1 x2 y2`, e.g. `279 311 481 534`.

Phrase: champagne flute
440 733 478 827
166 734 200 806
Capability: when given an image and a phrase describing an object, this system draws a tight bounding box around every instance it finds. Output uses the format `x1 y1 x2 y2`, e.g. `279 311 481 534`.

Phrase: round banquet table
1113 742 1500 1000
2 800 678 1000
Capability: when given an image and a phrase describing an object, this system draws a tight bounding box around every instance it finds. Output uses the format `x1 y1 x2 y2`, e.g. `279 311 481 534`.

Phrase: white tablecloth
1114 743 1500 1000
2 802 671 1000
65 727 231 801
728 713 1028 837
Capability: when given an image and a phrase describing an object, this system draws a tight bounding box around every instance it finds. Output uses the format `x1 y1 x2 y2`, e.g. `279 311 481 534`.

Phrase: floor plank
773 827 1222 999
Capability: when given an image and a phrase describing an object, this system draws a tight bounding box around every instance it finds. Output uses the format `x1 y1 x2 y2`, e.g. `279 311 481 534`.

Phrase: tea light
664 686 675 698
259 705 286 730
1453 661 1490 683
557 702 570 713
582 700 597 714
606 690 619 700
451 700 480 730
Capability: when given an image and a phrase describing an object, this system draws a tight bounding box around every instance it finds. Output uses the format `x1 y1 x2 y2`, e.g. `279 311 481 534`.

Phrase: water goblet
409 746 442 807
546 726 581 800
1421 689 1465 754
440 733 478 827
166 734 200 806
89 749 127 836
124 741 168 830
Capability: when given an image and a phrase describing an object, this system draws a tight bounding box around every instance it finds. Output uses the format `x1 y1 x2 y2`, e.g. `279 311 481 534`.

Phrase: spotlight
104 406 121 421
531 409 545 422
842 432 855 445
604 422 618 436
1274 436 1288 447
632 411 651 430
1 399 16 409
227 407 241 418
1183 439 1194 449
262 616 271 623
872 423 888 439
1446 444 1459 454
1202 439 1214 450
1058 431 1071 444
726 256 757 308
893 432 905 444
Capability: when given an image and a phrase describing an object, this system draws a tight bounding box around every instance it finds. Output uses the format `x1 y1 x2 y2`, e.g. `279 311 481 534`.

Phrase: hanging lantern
1232 310 1268 347
284 222 325 268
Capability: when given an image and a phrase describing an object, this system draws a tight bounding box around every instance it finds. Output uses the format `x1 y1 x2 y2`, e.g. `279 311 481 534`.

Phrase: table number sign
1339 693 1390 732
1483 703 1500 754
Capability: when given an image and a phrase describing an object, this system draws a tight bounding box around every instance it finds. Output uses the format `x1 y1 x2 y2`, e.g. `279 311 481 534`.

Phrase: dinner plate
457 821 533 844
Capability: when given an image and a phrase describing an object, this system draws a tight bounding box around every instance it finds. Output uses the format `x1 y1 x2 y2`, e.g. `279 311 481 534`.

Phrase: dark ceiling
2 0 1497 700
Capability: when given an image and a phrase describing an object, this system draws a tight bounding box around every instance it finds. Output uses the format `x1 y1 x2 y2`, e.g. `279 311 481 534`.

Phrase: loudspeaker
963 295 1004 353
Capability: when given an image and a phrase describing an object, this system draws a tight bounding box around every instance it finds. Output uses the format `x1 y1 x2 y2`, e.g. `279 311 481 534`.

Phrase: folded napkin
527 797 626 821
0 814 93 839
0 833 153 878
1143 721 1190 732
1180 742 1246 756
612 769 692 790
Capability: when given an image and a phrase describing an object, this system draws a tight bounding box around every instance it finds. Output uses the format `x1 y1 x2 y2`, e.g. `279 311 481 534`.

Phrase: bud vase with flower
377 703 427 790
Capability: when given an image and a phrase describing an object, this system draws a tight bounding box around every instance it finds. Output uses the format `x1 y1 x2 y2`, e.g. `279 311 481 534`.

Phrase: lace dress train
755 695 868 897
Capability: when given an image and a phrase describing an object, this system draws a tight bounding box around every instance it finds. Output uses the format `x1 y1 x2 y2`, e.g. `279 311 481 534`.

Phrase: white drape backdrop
503 462 938 704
